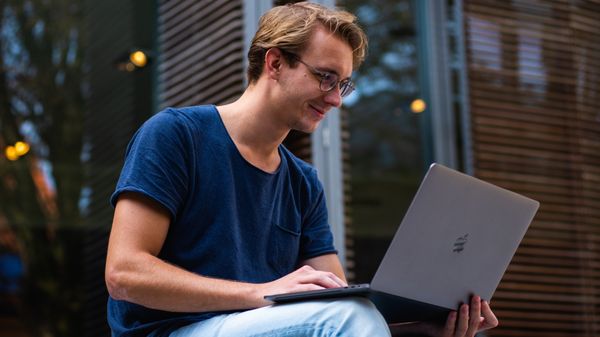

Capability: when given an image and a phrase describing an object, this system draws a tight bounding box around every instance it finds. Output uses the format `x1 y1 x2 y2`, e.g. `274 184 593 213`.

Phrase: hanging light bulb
410 99 426 114
129 50 148 68
114 48 152 72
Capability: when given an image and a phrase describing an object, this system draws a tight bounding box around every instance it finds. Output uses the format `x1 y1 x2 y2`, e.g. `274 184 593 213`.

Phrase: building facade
0 0 598 336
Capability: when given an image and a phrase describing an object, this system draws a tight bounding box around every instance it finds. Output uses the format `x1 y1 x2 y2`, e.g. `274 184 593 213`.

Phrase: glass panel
0 1 156 335
0 1 89 335
340 0 430 283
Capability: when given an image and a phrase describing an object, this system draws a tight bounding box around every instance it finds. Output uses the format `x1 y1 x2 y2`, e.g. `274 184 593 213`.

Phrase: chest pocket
268 220 301 277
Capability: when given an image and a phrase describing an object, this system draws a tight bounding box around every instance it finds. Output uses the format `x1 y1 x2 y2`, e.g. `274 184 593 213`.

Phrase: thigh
170 297 391 337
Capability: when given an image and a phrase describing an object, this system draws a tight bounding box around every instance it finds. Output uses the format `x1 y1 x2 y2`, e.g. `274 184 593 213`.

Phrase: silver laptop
265 163 540 323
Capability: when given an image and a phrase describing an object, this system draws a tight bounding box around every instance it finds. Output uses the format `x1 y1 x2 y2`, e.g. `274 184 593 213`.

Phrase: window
340 0 431 282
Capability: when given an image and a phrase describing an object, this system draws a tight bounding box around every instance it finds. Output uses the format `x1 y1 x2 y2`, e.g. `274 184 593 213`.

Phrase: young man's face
278 26 354 133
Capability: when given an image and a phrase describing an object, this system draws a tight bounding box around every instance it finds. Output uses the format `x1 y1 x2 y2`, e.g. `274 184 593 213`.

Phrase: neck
216 83 290 172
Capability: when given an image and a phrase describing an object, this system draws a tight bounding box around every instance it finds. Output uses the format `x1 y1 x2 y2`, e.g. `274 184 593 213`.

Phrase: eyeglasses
289 54 355 98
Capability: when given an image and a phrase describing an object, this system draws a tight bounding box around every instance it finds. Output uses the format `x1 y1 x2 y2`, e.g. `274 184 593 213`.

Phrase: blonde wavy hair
247 1 368 84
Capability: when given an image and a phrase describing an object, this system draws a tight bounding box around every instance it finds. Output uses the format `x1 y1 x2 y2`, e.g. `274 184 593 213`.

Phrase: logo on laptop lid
453 234 469 253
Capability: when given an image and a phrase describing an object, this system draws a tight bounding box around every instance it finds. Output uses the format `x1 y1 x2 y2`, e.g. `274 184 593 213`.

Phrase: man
105 2 498 337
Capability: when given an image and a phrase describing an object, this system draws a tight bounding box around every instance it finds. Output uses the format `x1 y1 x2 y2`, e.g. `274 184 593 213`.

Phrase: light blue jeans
169 297 391 337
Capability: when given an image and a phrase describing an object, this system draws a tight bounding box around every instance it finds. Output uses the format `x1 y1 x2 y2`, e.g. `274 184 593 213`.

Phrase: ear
264 48 284 80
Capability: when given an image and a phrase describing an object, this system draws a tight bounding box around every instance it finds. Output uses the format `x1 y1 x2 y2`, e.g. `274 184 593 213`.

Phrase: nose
323 86 342 108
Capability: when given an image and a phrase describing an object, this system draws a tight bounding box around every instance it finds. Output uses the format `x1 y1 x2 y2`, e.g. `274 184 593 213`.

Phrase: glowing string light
5 146 18 161
14 141 30 156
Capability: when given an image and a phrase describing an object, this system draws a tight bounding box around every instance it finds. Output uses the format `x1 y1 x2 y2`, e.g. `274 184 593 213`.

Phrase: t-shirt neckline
211 105 284 176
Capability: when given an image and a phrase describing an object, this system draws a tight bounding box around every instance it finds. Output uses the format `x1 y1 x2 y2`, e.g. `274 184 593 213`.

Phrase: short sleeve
110 109 192 220
299 170 338 260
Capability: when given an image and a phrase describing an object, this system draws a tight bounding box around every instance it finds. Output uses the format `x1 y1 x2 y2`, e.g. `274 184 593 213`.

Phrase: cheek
280 73 322 103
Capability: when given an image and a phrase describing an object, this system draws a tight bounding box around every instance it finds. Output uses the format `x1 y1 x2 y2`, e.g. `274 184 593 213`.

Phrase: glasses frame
287 53 355 98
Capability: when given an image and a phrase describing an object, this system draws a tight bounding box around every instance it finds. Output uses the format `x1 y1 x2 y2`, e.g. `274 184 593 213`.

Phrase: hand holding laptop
436 296 498 337
390 295 498 337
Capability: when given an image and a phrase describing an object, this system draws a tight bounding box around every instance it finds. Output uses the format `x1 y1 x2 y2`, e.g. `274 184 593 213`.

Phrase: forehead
301 26 354 78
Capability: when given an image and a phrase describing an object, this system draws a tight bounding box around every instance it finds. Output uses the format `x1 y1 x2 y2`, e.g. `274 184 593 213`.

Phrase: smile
309 104 326 118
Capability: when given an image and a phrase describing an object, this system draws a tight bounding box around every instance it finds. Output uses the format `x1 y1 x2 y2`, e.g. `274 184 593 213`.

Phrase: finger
454 304 469 337
479 300 499 330
295 266 346 287
311 266 347 287
465 296 481 337
296 270 345 289
293 283 325 293
442 311 457 337
313 271 346 288
328 272 347 287
262 282 325 303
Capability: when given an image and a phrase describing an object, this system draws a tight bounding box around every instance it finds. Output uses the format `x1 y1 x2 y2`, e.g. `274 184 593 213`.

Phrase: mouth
309 104 327 118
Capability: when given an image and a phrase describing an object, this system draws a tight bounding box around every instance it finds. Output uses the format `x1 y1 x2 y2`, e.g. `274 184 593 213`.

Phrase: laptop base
264 284 370 303
265 286 451 324
368 290 450 323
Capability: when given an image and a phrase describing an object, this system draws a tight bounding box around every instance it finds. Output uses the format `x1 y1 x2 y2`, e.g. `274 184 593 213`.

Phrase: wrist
245 281 270 308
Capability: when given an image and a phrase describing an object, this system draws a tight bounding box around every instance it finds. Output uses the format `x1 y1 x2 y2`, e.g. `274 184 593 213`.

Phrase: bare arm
105 192 345 313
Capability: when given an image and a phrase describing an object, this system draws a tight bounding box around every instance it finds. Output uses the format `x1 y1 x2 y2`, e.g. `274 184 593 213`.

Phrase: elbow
105 263 131 301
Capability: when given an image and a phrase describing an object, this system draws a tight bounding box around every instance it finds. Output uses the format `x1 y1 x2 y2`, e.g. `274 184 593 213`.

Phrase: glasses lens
339 79 355 98
319 73 338 92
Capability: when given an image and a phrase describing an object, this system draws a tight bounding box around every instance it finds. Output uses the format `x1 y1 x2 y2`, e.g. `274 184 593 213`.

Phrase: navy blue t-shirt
108 105 337 337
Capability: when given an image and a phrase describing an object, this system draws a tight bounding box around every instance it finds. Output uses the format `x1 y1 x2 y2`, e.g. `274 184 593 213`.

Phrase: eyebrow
287 51 350 79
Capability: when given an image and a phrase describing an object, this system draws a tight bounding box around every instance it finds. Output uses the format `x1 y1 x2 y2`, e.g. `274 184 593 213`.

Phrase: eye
320 72 338 86
320 72 333 81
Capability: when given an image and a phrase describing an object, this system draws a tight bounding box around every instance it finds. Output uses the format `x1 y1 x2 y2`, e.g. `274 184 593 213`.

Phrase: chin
290 113 323 133
294 121 320 134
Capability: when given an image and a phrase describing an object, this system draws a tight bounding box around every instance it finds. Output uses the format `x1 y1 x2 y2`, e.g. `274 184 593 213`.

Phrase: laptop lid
371 163 539 310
